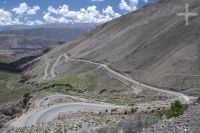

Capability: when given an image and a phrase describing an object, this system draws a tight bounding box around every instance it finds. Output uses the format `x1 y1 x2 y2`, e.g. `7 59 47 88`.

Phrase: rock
99 89 106 94
143 105 200 132
0 122 4 128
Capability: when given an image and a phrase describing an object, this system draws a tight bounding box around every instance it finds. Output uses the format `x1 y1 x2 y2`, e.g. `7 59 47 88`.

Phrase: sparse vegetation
167 100 186 118
52 75 80 89
35 66 168 107
0 70 31 105
49 74 97 91
196 97 200 104
131 107 137 113
124 110 128 115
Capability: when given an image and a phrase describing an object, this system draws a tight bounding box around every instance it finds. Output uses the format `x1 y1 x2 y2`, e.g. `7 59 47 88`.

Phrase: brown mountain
0 34 61 71
29 0 200 96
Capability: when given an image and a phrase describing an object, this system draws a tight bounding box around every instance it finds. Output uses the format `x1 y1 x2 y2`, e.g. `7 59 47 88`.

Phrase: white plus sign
177 3 198 25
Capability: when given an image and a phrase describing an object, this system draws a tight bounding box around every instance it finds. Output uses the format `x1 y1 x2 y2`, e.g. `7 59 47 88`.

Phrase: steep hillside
29 0 200 97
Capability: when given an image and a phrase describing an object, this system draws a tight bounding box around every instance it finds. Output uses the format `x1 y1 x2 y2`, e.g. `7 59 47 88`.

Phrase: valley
1 0 200 132
0 70 31 105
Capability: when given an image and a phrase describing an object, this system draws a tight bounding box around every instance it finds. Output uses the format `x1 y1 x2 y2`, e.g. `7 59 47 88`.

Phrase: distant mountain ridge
0 34 60 66
0 23 95 70
0 23 96 42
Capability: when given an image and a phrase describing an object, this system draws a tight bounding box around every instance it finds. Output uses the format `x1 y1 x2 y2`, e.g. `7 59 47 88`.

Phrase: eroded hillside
0 34 64 74
28 0 200 97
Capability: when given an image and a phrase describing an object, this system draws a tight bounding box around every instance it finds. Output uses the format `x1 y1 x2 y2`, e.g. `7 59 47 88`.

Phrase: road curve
51 54 63 78
42 61 50 80
37 94 65 107
37 94 92 107
9 53 192 128
44 53 191 103
26 102 121 126
63 54 190 103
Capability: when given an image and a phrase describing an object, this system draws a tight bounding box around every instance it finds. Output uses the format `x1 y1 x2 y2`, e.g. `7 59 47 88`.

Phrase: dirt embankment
0 93 33 129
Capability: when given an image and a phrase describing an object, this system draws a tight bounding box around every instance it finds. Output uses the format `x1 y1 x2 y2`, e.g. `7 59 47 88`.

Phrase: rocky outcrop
143 105 200 133
0 93 33 128
41 83 87 93
78 114 159 133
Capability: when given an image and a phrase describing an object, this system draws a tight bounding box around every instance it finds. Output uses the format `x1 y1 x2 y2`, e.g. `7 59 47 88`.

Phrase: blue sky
0 0 154 25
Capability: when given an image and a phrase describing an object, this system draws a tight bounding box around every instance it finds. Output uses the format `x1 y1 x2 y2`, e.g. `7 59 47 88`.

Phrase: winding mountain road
10 53 193 128
64 54 190 103
42 53 191 103
42 61 50 80
38 53 190 115
51 54 63 78
37 94 92 107
11 102 121 127
33 103 119 125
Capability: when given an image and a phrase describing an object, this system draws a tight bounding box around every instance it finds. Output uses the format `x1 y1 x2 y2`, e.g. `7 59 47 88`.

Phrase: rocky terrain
0 93 33 129
143 105 200 132
78 114 159 133
8 110 124 133
8 106 158 133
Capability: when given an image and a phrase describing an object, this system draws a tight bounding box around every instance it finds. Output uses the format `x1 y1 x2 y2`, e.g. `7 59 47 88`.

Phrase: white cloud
0 0 151 26
0 9 12 25
0 9 25 25
0 8 43 25
43 12 57 23
43 5 121 24
34 20 44 25
57 17 69 23
13 17 24 25
26 20 43 26
12 2 40 15
103 6 121 18
119 0 139 12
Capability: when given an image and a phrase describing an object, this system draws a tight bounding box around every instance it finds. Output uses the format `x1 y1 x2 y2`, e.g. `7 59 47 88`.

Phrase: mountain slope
0 34 60 67
29 0 200 96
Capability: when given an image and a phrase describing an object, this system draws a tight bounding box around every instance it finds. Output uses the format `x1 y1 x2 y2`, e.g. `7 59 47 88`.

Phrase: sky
0 0 154 25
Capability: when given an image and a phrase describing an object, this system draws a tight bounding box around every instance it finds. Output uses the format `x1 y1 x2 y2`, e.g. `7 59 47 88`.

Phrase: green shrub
131 108 137 113
197 97 200 104
105 109 108 113
56 127 63 133
124 110 128 115
167 100 186 118
64 127 67 133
